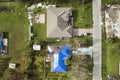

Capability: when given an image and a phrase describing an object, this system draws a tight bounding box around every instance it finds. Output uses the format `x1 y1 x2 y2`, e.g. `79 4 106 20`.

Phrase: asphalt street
92 0 102 79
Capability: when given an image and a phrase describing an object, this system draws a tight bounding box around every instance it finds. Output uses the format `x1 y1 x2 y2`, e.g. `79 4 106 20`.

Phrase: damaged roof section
105 5 120 38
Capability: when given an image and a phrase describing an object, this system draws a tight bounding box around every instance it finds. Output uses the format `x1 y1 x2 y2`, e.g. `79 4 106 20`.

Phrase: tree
68 55 93 80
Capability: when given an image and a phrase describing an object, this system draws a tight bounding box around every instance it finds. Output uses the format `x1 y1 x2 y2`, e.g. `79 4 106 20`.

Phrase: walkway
92 0 102 79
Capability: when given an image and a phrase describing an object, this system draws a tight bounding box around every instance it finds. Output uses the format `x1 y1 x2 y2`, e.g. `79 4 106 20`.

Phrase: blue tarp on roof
62 46 71 57
0 41 3 46
53 46 71 72
53 52 66 72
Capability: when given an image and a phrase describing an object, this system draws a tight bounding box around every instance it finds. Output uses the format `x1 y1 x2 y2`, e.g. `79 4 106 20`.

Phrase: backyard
0 2 29 57
0 2 30 79
32 8 47 41
33 24 46 41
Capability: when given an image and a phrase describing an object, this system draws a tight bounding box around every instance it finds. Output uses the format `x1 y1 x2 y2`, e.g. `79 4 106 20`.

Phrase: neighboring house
47 46 71 72
105 5 120 39
47 7 73 38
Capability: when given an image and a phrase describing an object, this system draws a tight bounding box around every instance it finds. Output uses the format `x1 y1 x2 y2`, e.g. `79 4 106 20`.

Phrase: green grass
86 76 92 80
106 43 120 75
33 8 47 41
102 41 108 80
102 0 120 4
102 39 120 79
0 2 29 58
33 23 46 41
0 2 29 79
73 4 92 28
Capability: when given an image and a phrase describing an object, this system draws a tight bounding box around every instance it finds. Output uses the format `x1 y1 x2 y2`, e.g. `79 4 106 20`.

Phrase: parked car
83 33 92 36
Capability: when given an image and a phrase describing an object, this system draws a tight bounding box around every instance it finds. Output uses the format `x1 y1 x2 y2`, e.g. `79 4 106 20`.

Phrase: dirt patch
16 55 27 72
105 5 120 38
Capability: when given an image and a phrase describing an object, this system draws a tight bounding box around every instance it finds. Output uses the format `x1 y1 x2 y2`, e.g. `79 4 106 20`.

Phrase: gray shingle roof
47 7 72 38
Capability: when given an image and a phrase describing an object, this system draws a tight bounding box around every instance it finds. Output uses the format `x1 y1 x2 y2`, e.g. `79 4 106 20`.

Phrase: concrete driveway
73 28 93 36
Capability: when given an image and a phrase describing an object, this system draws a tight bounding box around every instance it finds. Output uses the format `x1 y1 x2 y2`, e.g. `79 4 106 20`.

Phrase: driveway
73 28 93 36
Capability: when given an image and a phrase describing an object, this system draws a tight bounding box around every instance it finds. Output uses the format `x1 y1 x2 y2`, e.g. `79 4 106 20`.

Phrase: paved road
92 0 102 80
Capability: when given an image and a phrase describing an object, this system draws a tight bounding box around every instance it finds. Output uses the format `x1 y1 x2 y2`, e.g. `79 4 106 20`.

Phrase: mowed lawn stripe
106 43 120 75
0 3 29 58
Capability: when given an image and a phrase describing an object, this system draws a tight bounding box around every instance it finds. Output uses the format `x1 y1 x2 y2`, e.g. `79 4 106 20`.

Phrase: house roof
0 42 3 46
49 46 71 72
62 46 71 57
53 53 67 72
47 8 72 38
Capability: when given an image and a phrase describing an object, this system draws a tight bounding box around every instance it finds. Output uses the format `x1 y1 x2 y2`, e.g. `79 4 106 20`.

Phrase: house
47 7 73 38
47 46 71 72
105 5 120 39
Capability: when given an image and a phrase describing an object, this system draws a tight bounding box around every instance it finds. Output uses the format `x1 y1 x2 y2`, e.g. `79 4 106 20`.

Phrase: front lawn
102 39 120 80
73 4 92 28
106 42 120 75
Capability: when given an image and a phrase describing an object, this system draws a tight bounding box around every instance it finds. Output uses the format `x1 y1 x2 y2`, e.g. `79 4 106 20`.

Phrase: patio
34 14 45 23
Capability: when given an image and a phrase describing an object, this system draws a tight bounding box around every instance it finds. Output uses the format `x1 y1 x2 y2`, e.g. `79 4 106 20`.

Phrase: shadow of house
73 9 78 22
